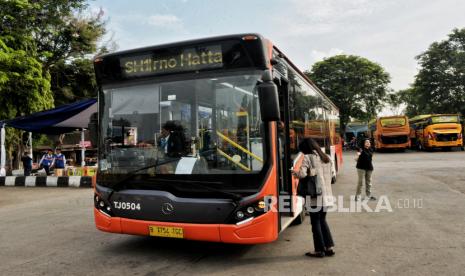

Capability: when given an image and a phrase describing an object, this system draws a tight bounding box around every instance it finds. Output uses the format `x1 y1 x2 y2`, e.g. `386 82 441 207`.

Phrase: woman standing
294 138 335 258
356 139 376 201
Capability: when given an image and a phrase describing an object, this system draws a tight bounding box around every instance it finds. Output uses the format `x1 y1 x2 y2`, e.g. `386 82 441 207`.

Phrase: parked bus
92 34 342 244
409 114 463 151
368 116 410 151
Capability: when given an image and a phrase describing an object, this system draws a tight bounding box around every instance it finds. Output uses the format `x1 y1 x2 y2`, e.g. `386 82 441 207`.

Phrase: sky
91 0 465 91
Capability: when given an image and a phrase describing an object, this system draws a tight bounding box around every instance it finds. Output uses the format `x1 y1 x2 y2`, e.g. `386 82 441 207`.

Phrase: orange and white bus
368 116 411 151
92 34 342 244
409 114 463 151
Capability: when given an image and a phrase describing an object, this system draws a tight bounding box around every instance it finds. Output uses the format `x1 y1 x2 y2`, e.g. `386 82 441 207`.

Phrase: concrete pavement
1 150 464 275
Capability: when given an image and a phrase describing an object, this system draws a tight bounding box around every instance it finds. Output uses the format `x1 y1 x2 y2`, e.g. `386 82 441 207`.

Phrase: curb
0 176 93 188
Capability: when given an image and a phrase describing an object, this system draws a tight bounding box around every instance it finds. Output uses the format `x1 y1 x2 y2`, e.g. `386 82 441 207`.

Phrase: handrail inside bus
216 148 251 172
216 131 264 163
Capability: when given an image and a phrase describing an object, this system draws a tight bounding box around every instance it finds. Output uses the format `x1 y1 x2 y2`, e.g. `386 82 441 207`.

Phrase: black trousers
42 165 51 175
24 167 31 176
309 207 334 252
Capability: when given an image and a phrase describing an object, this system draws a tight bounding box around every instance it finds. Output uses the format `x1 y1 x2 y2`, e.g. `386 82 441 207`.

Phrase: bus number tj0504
113 201 141 211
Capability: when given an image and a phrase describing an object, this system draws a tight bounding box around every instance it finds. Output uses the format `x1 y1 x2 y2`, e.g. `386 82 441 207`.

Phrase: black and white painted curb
0 176 93 188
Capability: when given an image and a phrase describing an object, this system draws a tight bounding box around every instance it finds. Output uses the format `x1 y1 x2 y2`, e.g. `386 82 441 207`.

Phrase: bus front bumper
377 142 410 149
427 139 463 148
94 207 278 244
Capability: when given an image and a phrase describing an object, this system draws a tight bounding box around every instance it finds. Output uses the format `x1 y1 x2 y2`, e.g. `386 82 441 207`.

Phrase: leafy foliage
50 58 98 106
0 0 107 169
306 55 391 134
404 28 465 116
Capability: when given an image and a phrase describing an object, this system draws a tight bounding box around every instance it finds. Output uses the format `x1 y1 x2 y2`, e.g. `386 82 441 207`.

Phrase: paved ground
1 150 465 276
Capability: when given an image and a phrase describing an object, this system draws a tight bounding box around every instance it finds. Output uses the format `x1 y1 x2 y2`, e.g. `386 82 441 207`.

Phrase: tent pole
81 129 86 167
1 125 6 176
28 132 33 158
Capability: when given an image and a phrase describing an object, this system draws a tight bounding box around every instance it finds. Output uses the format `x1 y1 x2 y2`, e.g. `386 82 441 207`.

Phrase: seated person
157 121 188 174
158 120 187 158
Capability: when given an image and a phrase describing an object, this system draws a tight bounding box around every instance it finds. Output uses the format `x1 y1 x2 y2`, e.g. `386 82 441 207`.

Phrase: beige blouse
296 153 334 207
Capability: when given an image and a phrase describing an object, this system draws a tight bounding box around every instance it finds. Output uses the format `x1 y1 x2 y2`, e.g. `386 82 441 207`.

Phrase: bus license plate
149 226 184 239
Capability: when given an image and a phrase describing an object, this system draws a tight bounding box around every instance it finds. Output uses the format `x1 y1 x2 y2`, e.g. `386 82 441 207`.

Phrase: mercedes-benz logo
161 202 174 214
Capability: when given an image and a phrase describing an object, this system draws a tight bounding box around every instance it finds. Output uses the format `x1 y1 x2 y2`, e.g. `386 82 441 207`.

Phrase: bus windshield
99 71 265 175
380 117 406 127
431 115 459 124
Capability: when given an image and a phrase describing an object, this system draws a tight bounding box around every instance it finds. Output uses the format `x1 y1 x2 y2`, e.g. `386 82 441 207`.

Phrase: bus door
275 77 299 230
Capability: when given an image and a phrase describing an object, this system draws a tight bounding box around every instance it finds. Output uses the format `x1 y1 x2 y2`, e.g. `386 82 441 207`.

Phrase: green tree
0 0 107 169
27 1 106 103
407 28 465 116
0 37 54 169
51 58 98 106
306 55 391 134
391 88 420 117
1 0 106 103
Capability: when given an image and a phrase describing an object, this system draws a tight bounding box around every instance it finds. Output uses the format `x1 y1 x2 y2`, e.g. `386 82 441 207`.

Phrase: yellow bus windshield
431 115 458 124
380 117 406 127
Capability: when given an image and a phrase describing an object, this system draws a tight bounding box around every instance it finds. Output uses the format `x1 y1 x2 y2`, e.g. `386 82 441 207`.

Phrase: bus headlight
246 206 255 214
94 193 113 217
236 211 245 219
231 197 269 224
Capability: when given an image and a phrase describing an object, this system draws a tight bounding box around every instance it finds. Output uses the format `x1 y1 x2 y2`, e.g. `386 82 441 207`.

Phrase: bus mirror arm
258 74 280 122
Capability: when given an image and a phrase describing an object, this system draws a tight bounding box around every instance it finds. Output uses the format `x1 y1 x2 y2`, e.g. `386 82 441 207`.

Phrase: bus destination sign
120 45 223 78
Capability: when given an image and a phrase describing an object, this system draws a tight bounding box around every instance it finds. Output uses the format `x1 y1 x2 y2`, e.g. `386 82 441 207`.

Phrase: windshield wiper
107 160 243 203
109 149 216 192
109 157 181 192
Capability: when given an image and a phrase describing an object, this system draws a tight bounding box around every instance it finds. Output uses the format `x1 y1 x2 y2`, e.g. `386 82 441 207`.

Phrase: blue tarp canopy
1 99 97 134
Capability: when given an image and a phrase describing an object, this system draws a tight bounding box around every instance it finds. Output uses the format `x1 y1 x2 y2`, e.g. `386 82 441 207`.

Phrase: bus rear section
410 114 463 150
369 116 410 151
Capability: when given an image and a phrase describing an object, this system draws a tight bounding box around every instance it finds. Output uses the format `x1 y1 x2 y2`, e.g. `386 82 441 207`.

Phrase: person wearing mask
39 149 54 176
293 138 335 258
355 139 376 201
21 151 33 176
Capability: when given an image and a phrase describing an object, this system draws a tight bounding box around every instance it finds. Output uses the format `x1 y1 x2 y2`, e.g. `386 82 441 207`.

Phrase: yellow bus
409 114 463 151
368 116 410 151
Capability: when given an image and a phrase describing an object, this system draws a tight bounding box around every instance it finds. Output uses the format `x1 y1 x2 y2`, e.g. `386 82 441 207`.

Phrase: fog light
106 206 111 212
246 206 255 214
99 201 105 208
236 211 245 219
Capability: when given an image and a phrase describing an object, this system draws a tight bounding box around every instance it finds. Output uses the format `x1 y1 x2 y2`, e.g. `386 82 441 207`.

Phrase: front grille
435 133 458 142
381 135 408 144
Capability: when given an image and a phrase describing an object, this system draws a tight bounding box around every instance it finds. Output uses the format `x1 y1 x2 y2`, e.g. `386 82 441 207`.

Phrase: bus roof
95 33 266 59
272 45 339 112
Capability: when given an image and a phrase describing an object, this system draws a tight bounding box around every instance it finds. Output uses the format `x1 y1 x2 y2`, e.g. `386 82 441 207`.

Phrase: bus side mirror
88 112 98 146
258 81 280 122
